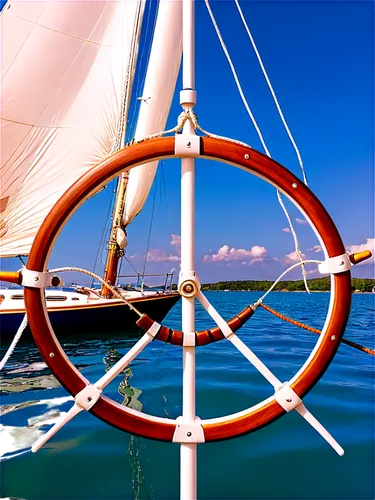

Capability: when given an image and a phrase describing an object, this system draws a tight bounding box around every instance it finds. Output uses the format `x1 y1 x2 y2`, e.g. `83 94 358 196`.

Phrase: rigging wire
125 255 140 275
141 175 158 285
160 161 174 243
234 0 308 186
117 257 124 286
204 0 309 292
90 182 117 287
128 0 158 136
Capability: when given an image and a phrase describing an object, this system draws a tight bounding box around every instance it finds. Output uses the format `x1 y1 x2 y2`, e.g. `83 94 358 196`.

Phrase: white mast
180 1 197 498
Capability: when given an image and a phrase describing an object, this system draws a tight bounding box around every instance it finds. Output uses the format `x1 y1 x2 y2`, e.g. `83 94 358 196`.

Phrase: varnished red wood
349 250 372 265
136 306 255 347
101 246 120 298
0 271 22 284
24 137 352 442
136 314 154 332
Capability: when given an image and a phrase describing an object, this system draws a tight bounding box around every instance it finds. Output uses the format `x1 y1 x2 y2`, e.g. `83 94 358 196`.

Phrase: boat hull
0 292 180 339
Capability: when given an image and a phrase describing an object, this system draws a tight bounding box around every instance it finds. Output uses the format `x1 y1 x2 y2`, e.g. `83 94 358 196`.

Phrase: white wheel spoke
32 328 158 452
32 403 82 453
295 404 344 456
196 291 281 388
229 335 281 388
196 291 234 338
275 383 344 455
95 331 155 390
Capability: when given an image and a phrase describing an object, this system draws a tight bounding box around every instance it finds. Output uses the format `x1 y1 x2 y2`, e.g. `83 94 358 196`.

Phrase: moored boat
0 287 180 338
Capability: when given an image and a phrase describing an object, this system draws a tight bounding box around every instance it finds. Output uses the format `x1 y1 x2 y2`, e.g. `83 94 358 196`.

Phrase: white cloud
346 238 374 265
130 234 181 263
295 218 308 225
170 234 181 253
308 245 322 253
282 227 291 233
282 251 306 265
203 244 267 264
146 249 180 263
305 268 319 276
249 257 267 266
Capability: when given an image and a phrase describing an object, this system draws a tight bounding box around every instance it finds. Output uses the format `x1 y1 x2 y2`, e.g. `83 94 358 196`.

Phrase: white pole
182 0 195 90
180 1 197 499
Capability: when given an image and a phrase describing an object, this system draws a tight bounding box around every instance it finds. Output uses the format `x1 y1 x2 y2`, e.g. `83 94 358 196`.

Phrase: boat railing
115 270 176 293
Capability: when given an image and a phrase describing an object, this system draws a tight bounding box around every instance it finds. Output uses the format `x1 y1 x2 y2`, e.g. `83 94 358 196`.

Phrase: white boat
0 1 373 499
0 0 182 336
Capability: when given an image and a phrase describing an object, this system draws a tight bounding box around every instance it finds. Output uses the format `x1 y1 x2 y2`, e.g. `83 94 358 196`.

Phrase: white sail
0 0 144 257
123 0 182 227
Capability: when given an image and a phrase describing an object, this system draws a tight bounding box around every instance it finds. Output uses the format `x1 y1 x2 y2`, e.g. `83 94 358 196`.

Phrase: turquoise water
1 292 374 499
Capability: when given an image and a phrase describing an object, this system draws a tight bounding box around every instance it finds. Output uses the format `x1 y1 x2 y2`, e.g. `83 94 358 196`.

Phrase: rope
234 0 308 186
0 314 28 371
276 190 310 292
128 111 189 144
253 260 321 306
259 303 375 357
0 262 149 369
204 0 269 153
50 267 143 318
204 0 309 292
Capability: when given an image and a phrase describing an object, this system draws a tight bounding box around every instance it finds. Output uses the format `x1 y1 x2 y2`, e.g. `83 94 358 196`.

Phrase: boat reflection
0 343 143 460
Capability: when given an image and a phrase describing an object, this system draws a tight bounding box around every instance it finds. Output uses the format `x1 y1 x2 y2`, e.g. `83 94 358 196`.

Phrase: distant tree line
201 277 375 293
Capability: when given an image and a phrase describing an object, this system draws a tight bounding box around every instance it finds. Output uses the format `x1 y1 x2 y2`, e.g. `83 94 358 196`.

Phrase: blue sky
2 0 374 284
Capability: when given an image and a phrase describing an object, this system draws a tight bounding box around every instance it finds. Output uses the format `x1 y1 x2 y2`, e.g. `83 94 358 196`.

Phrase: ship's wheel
23 136 352 451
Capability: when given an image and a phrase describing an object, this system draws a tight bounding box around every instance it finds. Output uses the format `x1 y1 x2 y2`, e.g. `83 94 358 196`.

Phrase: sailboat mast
100 2 145 297
101 174 128 297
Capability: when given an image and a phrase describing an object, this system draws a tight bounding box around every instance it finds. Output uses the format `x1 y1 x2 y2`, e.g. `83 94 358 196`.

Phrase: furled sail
122 0 182 227
0 0 145 257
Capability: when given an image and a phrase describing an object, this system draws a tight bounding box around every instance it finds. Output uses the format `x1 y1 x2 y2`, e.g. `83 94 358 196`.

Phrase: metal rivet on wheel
292 183 298 189
331 336 336 341
187 432 192 437
49 352 55 358
34 276 39 282
244 154 250 159
286 398 292 403
86 397 92 402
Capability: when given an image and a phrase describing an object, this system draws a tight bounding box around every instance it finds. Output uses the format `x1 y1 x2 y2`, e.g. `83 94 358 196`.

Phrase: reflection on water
0 292 374 499
0 345 144 464
104 348 143 411
0 374 61 393
128 436 155 500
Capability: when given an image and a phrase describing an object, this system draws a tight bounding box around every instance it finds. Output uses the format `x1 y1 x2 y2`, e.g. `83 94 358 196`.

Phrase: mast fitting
175 133 200 157
180 89 196 108
172 416 205 443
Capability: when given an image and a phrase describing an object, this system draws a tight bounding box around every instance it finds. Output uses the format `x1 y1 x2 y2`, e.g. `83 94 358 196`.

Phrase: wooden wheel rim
24 137 352 442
